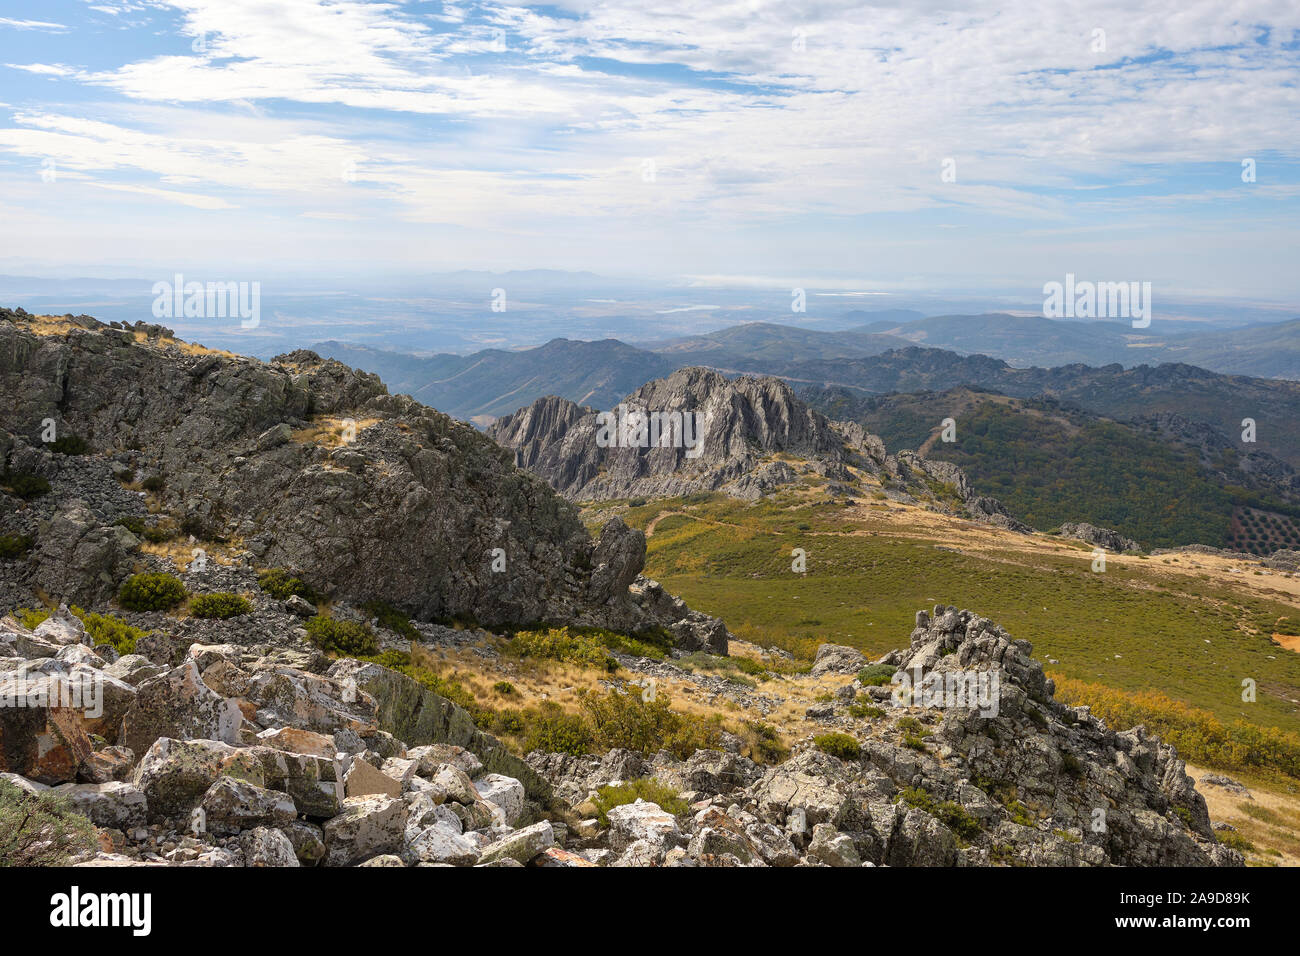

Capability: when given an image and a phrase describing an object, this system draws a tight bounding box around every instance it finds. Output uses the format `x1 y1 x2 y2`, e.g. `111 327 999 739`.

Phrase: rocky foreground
0 601 1239 867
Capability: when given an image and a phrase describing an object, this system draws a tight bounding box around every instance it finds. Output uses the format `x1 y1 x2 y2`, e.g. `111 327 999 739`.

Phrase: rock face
488 368 858 501
1058 522 1141 553
487 366 1032 538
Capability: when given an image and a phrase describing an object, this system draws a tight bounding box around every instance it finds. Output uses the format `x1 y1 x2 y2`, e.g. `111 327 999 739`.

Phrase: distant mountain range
644 312 1300 378
314 313 1300 462
317 338 677 426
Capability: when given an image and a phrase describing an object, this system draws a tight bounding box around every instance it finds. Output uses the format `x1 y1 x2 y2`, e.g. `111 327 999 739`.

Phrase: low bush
580 687 722 759
304 616 379 657
521 702 595 756
898 786 983 842
740 720 788 764
813 732 861 760
0 777 97 865
849 702 887 719
1 471 50 500
189 592 252 619
118 572 187 612
1217 831 1255 854
857 663 897 687
257 568 319 604
504 627 616 671
15 605 147 655
362 600 419 641
0 533 33 559
48 434 89 455
592 779 688 827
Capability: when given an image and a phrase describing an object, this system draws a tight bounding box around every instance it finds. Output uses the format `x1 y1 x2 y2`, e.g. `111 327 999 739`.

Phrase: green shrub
0 533 33 559
935 801 983 842
48 434 89 455
362 600 419 641
488 709 526 736
15 607 48 630
257 568 319 604
190 592 252 619
1 471 50 500
857 663 897 687
140 474 165 493
180 514 222 542
78 609 148 655
897 787 982 842
592 779 689 827
17 605 149 656
118 572 187 612
492 680 517 697
849 702 886 719
304 615 379 657
114 516 146 536
522 702 595 756
897 715 931 737
0 777 97 865
505 626 616 671
580 687 721 759
1006 800 1036 827
813 732 861 760
1217 831 1255 853
741 720 789 764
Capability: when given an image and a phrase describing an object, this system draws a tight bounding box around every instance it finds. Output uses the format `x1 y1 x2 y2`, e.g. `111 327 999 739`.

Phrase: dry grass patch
291 416 381 447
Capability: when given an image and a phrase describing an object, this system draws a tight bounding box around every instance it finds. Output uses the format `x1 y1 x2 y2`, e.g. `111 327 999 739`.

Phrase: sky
0 1 1298 299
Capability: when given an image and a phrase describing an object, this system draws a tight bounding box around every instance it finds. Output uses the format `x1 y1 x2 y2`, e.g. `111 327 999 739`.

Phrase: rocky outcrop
487 367 861 501
0 597 1239 867
0 310 720 640
530 606 1239 868
487 367 1031 537
1058 522 1141 553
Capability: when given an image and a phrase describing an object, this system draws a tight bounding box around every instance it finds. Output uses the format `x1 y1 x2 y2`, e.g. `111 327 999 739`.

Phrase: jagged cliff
487 367 1037 534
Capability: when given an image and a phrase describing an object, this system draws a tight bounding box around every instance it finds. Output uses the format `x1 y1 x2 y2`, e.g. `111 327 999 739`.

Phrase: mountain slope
780 349 1300 470
801 387 1300 550
315 337 677 424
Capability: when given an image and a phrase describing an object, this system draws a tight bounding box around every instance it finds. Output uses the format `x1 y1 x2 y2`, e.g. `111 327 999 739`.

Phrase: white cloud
0 0 1296 288
0 18 68 32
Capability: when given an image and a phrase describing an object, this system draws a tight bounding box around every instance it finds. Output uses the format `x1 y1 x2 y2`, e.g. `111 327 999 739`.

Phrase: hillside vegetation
807 389 1300 550
602 490 1300 741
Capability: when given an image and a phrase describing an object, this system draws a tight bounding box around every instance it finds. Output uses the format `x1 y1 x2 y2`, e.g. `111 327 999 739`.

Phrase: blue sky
1 1 1298 299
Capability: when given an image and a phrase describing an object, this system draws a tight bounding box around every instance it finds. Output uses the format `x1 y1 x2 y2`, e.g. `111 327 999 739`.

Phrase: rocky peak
488 366 875 501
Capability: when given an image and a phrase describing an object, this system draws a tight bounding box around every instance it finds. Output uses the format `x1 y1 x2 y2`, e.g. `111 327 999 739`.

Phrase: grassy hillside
605 491 1300 739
